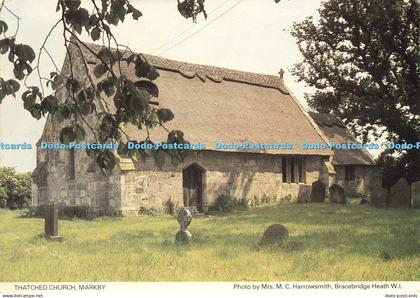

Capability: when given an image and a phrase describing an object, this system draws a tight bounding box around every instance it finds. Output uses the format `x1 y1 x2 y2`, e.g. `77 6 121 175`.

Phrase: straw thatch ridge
80 42 289 94
309 112 376 165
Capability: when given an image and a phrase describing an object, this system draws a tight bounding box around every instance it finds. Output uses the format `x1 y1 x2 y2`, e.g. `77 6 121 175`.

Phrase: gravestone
329 184 346 204
411 181 420 209
44 204 63 241
389 178 411 208
175 207 192 244
297 185 311 203
310 181 326 202
260 224 289 246
370 170 388 207
360 198 370 205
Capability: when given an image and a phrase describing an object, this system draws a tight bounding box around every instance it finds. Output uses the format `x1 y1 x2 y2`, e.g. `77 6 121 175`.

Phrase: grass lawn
0 202 419 281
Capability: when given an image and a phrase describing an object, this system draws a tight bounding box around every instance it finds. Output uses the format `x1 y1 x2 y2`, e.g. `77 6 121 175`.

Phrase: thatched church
31 42 372 214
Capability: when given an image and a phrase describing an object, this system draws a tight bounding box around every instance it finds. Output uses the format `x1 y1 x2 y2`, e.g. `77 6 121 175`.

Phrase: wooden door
183 164 203 213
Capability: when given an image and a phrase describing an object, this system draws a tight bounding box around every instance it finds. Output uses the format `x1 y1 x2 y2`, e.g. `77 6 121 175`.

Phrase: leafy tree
0 167 31 209
0 186 7 208
0 0 209 171
291 0 420 181
377 151 410 188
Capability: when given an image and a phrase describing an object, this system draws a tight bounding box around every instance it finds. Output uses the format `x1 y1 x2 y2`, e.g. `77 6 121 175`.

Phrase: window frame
344 165 356 181
282 156 306 184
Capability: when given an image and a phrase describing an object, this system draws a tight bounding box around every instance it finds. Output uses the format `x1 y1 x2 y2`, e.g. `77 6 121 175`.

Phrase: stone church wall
335 165 375 195
33 140 326 214
31 118 123 215
119 151 325 213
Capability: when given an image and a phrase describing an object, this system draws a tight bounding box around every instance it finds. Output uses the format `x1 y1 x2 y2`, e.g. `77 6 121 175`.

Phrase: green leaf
79 102 92 115
66 79 82 93
98 48 113 64
6 80 20 92
100 78 116 97
61 104 72 119
23 94 36 110
112 50 124 61
135 59 150 78
21 90 31 101
113 1 127 22
146 67 159 80
167 130 185 143
89 15 99 26
153 150 165 169
73 124 86 141
156 108 174 123
8 50 14 62
15 44 35 63
91 27 101 41
72 24 82 35
106 11 120 26
104 153 116 170
104 85 115 97
52 74 65 90
41 95 59 113
3 80 17 98
13 68 25 80
24 62 33 75
0 40 9 54
94 64 108 78
132 8 142 20
4 81 13 95
97 150 116 170
0 88 5 102
30 106 42 120
53 110 64 122
22 45 35 63
78 8 90 25
64 0 81 10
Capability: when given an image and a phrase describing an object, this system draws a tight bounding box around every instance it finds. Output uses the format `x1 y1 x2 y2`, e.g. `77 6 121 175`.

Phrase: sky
0 0 326 172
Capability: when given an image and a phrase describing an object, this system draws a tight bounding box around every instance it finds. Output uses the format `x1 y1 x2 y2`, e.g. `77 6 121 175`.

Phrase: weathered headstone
370 170 388 207
175 207 192 244
389 178 411 208
329 184 346 204
44 204 63 241
297 185 311 203
360 198 370 205
411 181 420 209
259 224 289 246
310 181 326 202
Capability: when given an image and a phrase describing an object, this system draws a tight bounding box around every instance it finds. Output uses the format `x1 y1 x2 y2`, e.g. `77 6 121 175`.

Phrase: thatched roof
308 112 376 165
72 42 332 156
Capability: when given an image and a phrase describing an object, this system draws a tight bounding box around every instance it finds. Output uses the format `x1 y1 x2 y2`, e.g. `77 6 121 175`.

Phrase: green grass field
0 202 419 281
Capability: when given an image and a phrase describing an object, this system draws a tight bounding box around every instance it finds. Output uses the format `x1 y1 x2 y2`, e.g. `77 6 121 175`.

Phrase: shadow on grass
110 230 156 241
